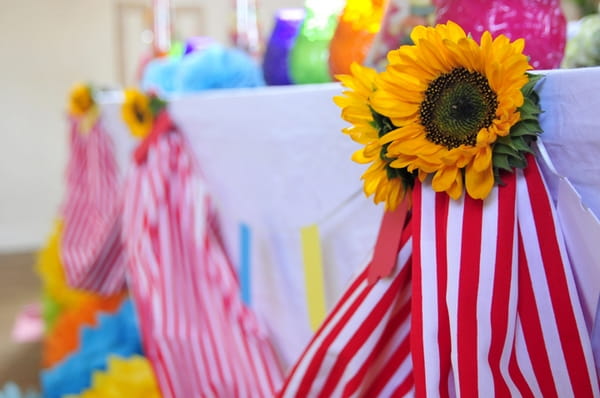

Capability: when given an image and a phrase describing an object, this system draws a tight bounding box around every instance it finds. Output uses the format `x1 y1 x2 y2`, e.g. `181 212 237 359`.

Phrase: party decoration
43 292 126 368
68 83 94 117
333 63 410 209
36 221 96 329
563 12 600 68
65 356 161 398
122 88 165 139
300 224 327 331
0 383 40 398
263 8 305 85
288 0 345 84
175 44 264 92
61 99 127 295
123 116 282 397
279 21 598 398
141 57 181 97
365 0 435 70
337 22 541 203
183 36 216 55
328 0 388 76
41 299 142 398
67 83 99 134
434 0 567 69
11 304 43 343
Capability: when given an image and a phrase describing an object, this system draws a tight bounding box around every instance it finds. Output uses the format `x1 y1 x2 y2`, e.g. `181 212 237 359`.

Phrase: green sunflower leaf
508 155 528 169
493 153 512 171
493 143 518 156
519 98 541 121
522 73 544 98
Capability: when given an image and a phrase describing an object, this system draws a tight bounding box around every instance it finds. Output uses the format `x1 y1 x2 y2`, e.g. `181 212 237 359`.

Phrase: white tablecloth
100 66 600 368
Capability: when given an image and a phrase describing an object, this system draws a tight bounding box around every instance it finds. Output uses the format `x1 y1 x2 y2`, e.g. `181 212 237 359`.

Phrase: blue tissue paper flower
41 299 143 398
175 44 265 92
141 57 181 97
0 383 40 398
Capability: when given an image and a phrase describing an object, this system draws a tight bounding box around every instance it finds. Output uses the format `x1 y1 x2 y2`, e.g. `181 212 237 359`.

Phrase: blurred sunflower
68 83 94 117
371 21 532 199
334 63 412 210
122 88 153 139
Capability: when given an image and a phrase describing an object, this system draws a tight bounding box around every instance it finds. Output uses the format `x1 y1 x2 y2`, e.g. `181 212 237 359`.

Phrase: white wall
0 0 303 252
0 0 116 252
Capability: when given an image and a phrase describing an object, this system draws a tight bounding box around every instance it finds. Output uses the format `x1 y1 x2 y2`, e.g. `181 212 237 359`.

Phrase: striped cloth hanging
60 117 127 295
122 115 283 398
279 156 599 397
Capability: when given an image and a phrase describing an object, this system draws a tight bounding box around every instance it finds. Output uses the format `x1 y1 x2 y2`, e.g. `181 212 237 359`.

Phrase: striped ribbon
60 117 127 295
279 156 599 397
122 124 283 397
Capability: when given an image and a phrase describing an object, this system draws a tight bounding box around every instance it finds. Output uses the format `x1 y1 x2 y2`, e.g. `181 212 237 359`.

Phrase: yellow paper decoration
300 224 327 331
36 220 96 313
66 356 162 398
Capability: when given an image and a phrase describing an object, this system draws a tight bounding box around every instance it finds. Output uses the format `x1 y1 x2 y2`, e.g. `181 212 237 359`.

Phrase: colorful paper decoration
41 300 142 398
36 221 98 330
288 0 345 84
263 8 305 85
300 224 327 331
434 0 567 69
64 356 161 398
328 0 388 76
43 293 126 368
175 45 265 92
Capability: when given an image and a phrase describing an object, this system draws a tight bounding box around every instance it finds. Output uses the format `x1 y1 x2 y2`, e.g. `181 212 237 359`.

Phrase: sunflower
68 83 94 117
122 88 153 139
371 21 532 199
334 62 413 210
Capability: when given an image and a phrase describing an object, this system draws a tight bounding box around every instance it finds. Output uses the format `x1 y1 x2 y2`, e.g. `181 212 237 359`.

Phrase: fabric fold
123 125 283 397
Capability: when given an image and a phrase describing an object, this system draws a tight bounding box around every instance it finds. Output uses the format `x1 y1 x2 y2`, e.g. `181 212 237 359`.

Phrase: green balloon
289 0 344 84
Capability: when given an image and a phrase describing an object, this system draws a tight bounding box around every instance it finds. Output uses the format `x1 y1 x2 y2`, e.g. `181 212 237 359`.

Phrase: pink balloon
434 0 566 69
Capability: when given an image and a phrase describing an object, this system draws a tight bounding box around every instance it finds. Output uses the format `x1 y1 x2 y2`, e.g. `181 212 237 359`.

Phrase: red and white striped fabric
123 120 283 398
280 156 599 397
279 224 415 397
60 118 127 295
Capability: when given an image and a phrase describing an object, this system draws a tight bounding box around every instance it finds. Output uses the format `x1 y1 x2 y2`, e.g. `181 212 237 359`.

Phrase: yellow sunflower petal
446 171 464 200
465 162 495 199
432 166 459 192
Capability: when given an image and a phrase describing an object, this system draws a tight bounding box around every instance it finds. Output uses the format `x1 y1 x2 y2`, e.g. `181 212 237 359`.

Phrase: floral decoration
336 21 543 205
121 88 166 139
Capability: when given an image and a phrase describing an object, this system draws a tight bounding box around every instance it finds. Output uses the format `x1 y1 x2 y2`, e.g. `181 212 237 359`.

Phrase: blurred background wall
0 0 303 252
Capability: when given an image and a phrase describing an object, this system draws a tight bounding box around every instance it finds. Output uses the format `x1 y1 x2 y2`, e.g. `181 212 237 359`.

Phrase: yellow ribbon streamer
300 224 327 332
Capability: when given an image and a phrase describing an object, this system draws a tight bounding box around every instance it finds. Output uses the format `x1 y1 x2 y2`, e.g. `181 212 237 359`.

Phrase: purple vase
262 8 305 85
434 0 566 69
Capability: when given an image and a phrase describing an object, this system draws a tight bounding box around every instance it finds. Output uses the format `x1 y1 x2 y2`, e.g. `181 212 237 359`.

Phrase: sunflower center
133 103 146 123
420 67 498 150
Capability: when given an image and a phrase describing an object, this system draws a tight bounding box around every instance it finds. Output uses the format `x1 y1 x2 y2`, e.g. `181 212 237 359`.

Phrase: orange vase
329 0 388 77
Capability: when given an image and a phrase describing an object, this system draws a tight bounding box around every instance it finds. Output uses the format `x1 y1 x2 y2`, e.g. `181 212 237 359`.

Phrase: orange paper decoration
43 293 126 368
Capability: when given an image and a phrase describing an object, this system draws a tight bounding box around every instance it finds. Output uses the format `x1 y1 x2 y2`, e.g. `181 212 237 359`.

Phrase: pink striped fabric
280 156 599 397
123 125 283 398
60 118 127 295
